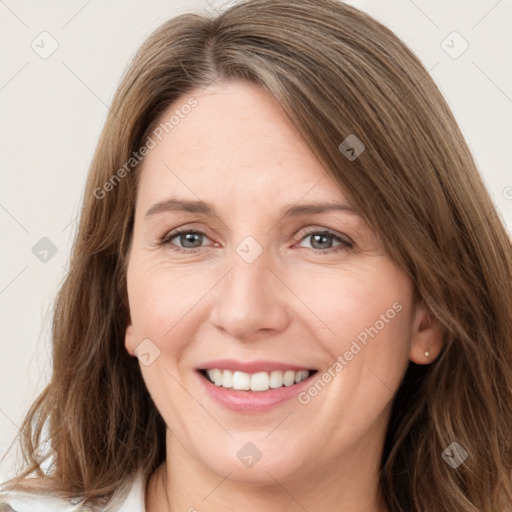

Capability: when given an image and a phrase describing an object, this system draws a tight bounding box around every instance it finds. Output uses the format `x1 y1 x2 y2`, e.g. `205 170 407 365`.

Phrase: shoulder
0 471 147 512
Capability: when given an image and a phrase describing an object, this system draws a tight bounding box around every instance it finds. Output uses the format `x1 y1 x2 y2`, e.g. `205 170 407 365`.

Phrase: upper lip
197 359 315 373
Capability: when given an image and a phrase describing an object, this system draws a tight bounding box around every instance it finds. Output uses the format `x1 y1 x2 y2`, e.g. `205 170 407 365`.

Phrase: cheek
286 259 414 358
126 260 208 353
286 258 415 427
288 263 414 434
126 261 205 431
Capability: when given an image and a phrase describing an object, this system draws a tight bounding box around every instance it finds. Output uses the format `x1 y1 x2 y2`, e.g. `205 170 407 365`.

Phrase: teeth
269 370 283 388
222 370 233 388
283 370 296 386
250 372 269 391
232 371 250 390
213 369 223 386
204 369 311 391
295 370 309 383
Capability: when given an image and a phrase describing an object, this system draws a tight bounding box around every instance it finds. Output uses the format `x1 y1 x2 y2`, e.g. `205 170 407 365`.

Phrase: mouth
195 359 320 412
198 368 318 392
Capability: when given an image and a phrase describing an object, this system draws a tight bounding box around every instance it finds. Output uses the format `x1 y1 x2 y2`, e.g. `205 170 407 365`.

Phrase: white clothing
0 471 147 512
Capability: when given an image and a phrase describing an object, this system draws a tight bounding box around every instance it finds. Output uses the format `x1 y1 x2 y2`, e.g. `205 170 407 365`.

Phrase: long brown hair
1 1 511 510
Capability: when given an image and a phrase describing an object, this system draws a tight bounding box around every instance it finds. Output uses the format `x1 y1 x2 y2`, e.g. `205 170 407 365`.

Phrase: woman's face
124 80 439 485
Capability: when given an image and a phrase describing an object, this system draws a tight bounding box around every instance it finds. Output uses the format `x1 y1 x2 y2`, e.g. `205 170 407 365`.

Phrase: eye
298 229 353 253
159 229 213 253
158 228 353 255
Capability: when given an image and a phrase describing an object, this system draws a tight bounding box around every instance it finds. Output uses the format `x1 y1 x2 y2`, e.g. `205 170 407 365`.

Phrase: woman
1 0 511 510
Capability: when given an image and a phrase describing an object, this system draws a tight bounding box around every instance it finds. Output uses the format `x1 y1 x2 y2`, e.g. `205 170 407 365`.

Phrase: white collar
0 471 147 512
117 471 146 512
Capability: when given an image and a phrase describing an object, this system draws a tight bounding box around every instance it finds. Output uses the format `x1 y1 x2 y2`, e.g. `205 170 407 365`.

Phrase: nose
209 247 290 342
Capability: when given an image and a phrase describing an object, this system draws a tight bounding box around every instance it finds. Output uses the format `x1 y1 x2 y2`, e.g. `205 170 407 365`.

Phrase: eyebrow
145 198 359 219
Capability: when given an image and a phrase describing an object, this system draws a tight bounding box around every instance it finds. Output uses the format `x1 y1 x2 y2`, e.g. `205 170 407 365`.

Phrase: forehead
136 80 348 209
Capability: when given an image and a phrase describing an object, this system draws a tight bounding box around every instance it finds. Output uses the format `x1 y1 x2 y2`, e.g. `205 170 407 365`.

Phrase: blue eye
299 230 353 253
158 228 352 254
159 229 210 253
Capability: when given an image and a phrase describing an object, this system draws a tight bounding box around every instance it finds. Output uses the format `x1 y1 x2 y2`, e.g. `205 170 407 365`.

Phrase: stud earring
424 350 430 358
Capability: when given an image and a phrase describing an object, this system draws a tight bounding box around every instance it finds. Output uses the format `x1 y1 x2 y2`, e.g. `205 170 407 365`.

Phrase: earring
424 350 430 358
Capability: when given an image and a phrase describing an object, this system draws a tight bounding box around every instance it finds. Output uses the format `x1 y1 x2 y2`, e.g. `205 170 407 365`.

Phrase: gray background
1 0 511 482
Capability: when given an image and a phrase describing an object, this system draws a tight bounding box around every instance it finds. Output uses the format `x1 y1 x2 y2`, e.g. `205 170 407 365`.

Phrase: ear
409 298 444 364
122 253 136 357
125 323 137 357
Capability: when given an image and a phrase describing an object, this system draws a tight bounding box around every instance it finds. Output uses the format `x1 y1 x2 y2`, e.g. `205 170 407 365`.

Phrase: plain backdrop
1 0 511 483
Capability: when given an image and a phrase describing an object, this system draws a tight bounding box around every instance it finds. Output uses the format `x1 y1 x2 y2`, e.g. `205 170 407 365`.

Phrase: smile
201 369 314 392
196 359 319 412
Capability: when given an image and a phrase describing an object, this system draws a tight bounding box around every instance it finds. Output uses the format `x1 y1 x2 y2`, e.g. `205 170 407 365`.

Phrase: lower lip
196 371 317 413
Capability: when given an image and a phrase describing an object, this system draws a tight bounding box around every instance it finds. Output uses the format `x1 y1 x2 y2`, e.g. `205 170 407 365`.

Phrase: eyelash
157 228 353 255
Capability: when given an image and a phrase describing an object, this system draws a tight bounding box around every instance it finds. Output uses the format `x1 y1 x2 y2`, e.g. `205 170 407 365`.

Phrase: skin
124 80 443 512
